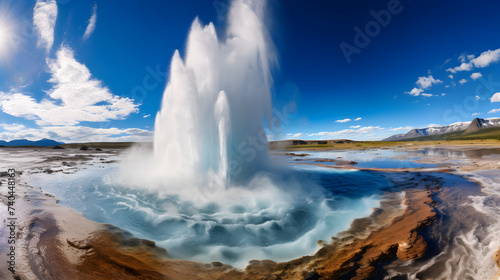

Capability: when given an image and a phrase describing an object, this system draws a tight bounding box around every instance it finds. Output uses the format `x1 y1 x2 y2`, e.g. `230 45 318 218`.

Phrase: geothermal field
1 0 500 279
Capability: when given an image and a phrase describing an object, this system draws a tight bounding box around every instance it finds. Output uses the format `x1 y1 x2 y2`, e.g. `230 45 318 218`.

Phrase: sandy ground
0 144 499 279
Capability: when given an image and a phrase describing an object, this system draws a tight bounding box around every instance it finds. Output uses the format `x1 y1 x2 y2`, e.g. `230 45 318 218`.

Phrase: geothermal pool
29 160 401 268
275 149 441 169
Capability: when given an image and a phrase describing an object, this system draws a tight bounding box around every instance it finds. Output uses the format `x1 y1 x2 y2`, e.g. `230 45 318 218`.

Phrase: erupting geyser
111 0 385 268
153 0 274 188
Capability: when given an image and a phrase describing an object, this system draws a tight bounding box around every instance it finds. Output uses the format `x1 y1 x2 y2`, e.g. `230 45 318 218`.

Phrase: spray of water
152 0 274 190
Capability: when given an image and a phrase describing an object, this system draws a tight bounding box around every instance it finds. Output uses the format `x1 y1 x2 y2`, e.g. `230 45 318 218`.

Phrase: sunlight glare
0 22 10 55
0 15 15 59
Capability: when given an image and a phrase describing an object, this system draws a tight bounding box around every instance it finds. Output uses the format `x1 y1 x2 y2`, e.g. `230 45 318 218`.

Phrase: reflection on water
416 147 500 158
273 149 440 169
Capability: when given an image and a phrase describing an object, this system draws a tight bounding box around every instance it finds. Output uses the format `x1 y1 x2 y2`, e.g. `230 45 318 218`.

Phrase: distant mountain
383 118 500 141
464 118 500 134
0 138 64 147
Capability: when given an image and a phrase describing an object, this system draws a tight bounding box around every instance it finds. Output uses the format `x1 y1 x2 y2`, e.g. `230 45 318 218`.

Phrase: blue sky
0 0 500 142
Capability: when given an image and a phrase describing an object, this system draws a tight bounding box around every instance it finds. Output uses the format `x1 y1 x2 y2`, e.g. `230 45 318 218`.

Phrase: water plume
153 0 274 189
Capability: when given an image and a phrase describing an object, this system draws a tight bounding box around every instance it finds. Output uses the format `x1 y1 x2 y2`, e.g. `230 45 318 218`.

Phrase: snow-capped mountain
464 117 500 134
383 118 500 141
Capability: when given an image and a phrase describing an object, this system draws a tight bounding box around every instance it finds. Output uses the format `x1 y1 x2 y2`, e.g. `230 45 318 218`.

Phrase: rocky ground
0 144 499 279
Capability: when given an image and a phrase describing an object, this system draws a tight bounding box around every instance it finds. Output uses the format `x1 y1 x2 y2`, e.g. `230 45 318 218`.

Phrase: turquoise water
29 161 399 268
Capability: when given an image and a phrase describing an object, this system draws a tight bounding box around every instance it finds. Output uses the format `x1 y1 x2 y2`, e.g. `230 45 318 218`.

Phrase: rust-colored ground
55 184 438 280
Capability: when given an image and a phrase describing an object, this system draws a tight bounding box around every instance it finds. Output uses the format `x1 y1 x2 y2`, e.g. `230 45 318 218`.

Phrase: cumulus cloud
0 45 139 125
0 125 153 143
446 62 473 73
406 87 423 96
0 123 26 132
83 3 97 41
33 0 58 52
470 72 482 80
459 79 468 84
391 126 414 132
491 92 500 103
427 124 443 128
406 88 431 97
489 108 500 114
308 126 382 139
285 133 304 139
335 118 352 123
448 75 453 79
335 117 362 123
350 125 361 129
143 114 151 118
281 133 304 140
471 48 500 68
447 48 500 73
416 75 442 89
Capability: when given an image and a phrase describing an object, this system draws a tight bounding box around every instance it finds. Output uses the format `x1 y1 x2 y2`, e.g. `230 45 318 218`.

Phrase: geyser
153 0 274 189
109 0 389 268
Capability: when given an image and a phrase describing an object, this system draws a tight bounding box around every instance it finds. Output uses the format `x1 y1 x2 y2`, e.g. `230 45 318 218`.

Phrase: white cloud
416 75 442 89
446 62 473 73
33 0 58 52
472 112 480 116
470 72 482 80
391 126 413 131
475 95 481 100
143 114 151 118
459 79 468 84
446 48 500 73
354 117 362 121
335 118 352 123
421 93 433 97
0 125 153 143
308 126 382 139
427 124 442 128
488 108 500 114
448 75 453 79
491 92 500 103
458 54 466 63
291 133 303 138
350 125 361 129
0 123 26 132
83 4 97 41
470 48 500 68
0 45 138 125
407 87 423 96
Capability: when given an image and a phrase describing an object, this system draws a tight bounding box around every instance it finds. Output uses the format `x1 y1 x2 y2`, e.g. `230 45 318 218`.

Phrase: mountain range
383 118 500 141
0 138 64 146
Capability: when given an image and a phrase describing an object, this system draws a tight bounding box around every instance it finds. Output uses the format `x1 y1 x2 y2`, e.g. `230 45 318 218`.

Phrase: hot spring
29 0 403 269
